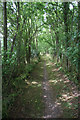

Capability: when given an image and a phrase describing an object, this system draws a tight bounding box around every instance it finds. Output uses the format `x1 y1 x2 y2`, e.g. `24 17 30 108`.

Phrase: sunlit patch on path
46 56 79 118
42 62 63 118
8 56 79 118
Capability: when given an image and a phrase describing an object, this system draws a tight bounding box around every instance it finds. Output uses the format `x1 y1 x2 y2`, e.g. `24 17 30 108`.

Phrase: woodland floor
9 55 79 118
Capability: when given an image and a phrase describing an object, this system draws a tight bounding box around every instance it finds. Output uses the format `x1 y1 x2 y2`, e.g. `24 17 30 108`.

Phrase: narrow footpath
9 55 79 118
42 62 63 118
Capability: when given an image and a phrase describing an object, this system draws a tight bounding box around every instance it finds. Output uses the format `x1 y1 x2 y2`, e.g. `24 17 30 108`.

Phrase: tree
77 2 80 83
63 2 69 70
78 2 80 118
3 2 7 60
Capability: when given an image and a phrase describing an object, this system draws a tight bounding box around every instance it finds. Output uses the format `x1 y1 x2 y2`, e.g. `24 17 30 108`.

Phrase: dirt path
42 62 63 118
8 56 79 118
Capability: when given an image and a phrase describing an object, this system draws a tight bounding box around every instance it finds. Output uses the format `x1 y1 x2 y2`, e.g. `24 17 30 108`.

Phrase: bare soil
8 55 79 118
42 62 63 118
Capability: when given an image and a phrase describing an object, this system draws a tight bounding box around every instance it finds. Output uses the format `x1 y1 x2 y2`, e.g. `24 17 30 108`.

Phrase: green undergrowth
49 55 78 86
55 63 78 86
8 58 44 118
2 58 39 118
46 56 78 118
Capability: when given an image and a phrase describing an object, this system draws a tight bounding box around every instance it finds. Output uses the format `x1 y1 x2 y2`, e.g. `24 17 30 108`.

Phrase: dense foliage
1 1 80 118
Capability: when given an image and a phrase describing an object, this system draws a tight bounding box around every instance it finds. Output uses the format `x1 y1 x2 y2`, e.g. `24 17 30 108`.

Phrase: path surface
8 56 79 118
42 62 63 118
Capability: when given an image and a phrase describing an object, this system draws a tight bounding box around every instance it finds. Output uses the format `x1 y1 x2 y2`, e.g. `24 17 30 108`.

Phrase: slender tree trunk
25 28 28 63
55 31 59 63
77 2 80 118
28 27 31 64
11 19 26 56
17 2 21 65
28 42 31 64
10 2 19 54
35 38 37 49
77 2 80 83
25 20 29 63
63 2 69 70
27 18 31 64
17 2 20 30
55 3 59 63
3 2 7 59
11 34 17 53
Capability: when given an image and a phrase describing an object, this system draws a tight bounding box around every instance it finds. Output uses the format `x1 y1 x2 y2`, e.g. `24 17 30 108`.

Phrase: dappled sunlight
3 1 79 118
45 54 52 60
57 74 61 77
49 79 63 85
52 63 56 66
46 61 53 66
64 75 67 78
58 67 62 70
47 65 51 68
58 91 79 102
49 80 55 83
31 81 42 87
72 86 77 90
57 67 62 71
32 81 38 85
55 91 79 114
51 103 59 110
25 79 42 88
46 57 79 117
54 99 61 106
62 75 69 80
25 79 30 85
64 79 70 83
59 79 63 82
46 63 51 66
51 66 62 72
49 79 58 84
59 94 73 101
52 68 59 72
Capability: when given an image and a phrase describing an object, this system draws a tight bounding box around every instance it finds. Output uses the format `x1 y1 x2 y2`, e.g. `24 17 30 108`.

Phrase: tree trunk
77 2 80 82
10 2 19 54
55 3 59 63
55 31 59 63
11 34 17 53
63 2 69 70
77 2 80 118
28 29 31 64
3 2 7 60
17 2 20 30
26 18 31 64
17 2 21 65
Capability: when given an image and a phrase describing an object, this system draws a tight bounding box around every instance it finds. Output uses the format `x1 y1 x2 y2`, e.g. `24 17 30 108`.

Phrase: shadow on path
42 62 63 118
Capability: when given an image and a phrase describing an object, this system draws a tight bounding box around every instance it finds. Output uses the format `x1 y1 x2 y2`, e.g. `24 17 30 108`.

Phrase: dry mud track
42 62 63 118
8 56 79 118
